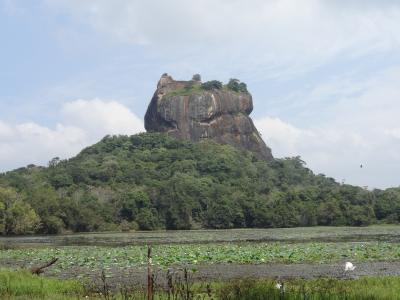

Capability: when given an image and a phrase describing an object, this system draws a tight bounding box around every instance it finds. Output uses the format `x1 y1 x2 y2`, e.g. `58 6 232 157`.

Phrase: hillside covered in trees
0 132 399 235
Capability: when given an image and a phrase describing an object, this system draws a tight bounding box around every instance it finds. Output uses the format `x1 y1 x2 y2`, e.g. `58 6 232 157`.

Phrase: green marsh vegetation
2 227 400 299
2 242 400 274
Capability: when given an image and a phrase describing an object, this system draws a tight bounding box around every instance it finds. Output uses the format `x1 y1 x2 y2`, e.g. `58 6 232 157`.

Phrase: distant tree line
0 132 399 235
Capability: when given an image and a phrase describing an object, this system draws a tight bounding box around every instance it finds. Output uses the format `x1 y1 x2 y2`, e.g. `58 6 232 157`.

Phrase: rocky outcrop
144 74 273 160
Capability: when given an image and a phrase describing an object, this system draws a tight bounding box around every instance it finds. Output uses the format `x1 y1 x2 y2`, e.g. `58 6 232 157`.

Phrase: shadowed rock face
144 74 273 160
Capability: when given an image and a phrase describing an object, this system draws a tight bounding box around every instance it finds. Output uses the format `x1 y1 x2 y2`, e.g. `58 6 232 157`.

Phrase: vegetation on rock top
165 78 248 97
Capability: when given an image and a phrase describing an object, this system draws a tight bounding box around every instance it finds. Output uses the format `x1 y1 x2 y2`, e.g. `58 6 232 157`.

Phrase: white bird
344 262 356 271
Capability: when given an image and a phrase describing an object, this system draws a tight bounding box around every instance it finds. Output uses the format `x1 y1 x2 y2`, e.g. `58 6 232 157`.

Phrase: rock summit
144 74 273 160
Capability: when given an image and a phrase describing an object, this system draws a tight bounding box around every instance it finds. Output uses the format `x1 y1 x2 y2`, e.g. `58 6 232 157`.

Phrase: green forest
0 132 399 235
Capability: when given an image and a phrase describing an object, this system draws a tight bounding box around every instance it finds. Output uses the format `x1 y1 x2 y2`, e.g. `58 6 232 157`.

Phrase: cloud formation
256 66 400 189
62 99 144 136
258 116 400 189
46 0 400 78
2 1 400 188
0 99 144 172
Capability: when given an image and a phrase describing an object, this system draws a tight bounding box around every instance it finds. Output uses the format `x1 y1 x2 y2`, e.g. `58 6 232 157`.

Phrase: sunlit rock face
144 74 273 161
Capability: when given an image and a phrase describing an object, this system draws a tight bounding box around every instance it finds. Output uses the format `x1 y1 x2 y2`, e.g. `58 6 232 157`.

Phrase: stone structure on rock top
144 73 273 161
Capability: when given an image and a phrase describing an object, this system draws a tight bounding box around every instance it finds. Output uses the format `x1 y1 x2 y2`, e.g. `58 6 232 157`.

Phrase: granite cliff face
144 74 273 160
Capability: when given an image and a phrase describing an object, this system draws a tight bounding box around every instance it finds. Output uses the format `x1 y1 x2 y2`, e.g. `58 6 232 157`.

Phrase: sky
1 0 400 189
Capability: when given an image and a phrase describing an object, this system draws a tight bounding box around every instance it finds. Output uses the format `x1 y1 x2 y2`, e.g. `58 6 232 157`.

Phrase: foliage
374 188 400 222
0 187 40 234
0 132 397 234
226 78 248 93
166 78 248 96
2 241 400 275
192 74 201 81
201 80 223 90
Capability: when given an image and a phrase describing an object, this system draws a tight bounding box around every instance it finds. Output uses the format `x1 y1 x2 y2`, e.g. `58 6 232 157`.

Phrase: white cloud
256 65 400 189
257 116 400 189
257 117 315 156
45 0 400 78
0 121 13 137
62 99 143 136
385 128 400 140
0 99 144 172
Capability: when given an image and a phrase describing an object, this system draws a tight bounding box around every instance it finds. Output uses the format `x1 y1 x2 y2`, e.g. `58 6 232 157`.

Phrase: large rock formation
144 74 273 160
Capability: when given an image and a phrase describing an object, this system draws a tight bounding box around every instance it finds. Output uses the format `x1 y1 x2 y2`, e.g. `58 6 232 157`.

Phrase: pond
1 225 400 248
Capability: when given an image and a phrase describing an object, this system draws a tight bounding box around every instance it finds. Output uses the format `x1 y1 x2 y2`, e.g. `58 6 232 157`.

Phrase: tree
118 188 150 222
227 79 248 93
192 74 201 81
317 198 345 226
49 173 73 188
48 157 61 168
374 188 400 221
0 201 5 233
7 200 41 234
346 205 375 226
0 132 398 233
136 208 159 230
201 80 223 90
28 187 65 234
205 203 234 229
0 187 40 235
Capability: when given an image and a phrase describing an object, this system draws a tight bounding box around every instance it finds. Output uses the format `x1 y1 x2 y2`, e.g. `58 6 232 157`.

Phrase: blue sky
1 0 400 188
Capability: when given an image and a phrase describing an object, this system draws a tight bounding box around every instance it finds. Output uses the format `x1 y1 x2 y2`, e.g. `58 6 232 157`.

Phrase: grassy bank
0 269 83 299
2 269 400 299
220 277 400 300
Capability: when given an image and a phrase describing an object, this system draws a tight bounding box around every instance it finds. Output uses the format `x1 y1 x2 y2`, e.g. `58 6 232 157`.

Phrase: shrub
192 74 201 81
120 220 139 232
184 81 195 91
227 78 248 93
201 80 223 90
41 216 64 234
136 208 159 230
